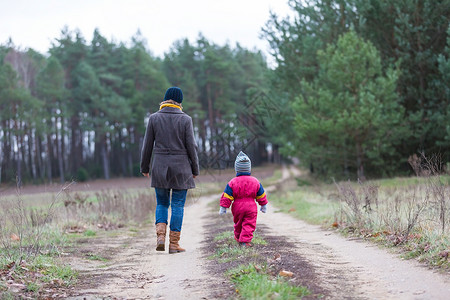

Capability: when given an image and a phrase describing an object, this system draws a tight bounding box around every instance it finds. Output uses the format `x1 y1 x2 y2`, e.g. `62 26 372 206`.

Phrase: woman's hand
193 175 197 178
142 173 149 178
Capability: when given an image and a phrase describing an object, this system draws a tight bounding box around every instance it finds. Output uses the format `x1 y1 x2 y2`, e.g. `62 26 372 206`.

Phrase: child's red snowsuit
220 174 268 243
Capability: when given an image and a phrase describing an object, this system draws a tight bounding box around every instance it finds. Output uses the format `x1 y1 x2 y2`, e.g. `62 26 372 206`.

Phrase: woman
140 87 199 254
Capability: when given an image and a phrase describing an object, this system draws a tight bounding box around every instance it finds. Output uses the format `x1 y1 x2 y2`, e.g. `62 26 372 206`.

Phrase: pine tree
294 31 406 179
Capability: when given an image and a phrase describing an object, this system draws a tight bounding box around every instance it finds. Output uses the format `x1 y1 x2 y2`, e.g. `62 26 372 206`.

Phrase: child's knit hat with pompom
235 151 251 174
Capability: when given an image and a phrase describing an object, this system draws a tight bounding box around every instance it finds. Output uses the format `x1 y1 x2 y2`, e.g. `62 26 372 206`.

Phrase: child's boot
155 223 167 251
169 231 185 254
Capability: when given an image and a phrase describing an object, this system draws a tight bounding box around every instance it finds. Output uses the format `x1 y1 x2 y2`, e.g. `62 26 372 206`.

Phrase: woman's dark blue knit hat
164 87 183 103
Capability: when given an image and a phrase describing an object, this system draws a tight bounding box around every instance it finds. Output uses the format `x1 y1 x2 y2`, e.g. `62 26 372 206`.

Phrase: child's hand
260 205 267 213
219 207 227 215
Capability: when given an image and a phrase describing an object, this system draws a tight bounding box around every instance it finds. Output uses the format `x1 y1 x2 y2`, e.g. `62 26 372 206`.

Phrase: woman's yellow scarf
159 100 182 111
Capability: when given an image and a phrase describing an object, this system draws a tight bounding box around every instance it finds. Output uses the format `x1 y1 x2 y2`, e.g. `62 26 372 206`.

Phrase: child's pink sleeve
256 183 268 206
220 183 234 208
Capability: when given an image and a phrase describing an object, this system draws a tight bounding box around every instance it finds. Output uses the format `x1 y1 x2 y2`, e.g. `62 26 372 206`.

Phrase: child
219 151 268 246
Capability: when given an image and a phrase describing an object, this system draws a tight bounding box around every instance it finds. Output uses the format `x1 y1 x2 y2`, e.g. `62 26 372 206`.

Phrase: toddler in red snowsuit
219 151 268 246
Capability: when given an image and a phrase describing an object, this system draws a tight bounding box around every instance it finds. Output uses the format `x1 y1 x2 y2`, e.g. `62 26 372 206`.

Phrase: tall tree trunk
70 114 81 174
21 130 29 181
200 121 206 154
206 82 215 156
343 145 350 178
57 119 65 183
5 120 12 179
1 122 9 183
14 115 23 186
27 128 37 182
356 141 365 181
77 120 83 174
127 127 133 176
257 140 267 166
36 135 45 180
46 134 53 183
214 90 222 160
135 127 143 168
61 115 66 177
17 134 23 187
118 130 127 176
226 122 232 167
94 132 101 176
128 151 133 176
272 144 281 164
101 134 110 179
86 129 91 159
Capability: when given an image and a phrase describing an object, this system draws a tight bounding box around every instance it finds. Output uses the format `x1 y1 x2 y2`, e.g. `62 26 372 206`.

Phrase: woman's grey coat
140 107 199 189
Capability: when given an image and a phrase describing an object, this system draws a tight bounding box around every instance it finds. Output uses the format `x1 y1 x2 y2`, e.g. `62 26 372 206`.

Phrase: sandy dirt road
67 167 450 299
258 165 450 299
259 205 450 299
68 194 214 300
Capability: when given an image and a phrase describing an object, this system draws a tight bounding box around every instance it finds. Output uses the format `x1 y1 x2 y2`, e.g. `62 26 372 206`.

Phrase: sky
0 0 293 62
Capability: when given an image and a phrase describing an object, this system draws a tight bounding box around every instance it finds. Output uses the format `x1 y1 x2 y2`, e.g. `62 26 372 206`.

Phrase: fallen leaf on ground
10 233 20 241
6 261 16 270
279 270 294 277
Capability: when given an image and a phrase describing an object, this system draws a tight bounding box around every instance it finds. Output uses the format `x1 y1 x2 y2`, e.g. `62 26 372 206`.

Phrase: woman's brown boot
169 231 185 254
155 223 167 251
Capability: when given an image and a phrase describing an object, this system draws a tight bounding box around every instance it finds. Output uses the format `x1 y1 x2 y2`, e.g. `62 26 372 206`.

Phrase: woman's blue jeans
155 188 187 232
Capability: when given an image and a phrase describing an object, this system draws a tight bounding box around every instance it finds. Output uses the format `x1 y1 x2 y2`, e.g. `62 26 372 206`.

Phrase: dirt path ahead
258 165 450 299
67 167 450 299
259 206 450 299
68 195 214 300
